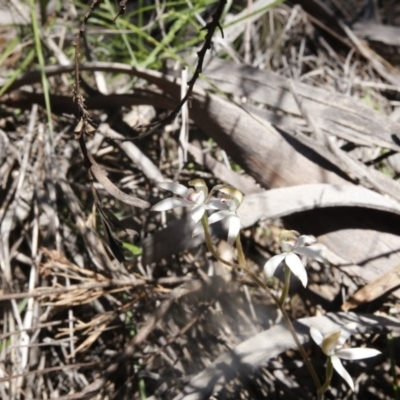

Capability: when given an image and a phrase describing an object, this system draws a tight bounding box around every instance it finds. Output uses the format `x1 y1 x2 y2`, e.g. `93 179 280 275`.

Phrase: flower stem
318 356 333 396
201 215 225 262
235 234 246 268
273 291 322 395
279 263 291 306
200 215 322 394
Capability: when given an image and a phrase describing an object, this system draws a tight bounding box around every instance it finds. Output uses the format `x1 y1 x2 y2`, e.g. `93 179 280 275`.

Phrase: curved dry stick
88 150 150 208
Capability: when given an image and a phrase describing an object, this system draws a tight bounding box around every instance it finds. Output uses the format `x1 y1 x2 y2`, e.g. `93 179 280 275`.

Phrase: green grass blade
29 0 54 142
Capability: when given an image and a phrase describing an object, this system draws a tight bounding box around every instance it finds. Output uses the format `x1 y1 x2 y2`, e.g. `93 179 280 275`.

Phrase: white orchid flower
206 186 244 246
310 324 381 391
263 230 325 287
151 179 221 223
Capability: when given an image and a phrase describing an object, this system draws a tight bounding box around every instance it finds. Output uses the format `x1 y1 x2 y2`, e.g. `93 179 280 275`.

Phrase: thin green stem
200 215 322 394
235 234 246 268
274 290 322 395
29 0 54 143
318 357 333 396
201 215 223 262
279 263 291 306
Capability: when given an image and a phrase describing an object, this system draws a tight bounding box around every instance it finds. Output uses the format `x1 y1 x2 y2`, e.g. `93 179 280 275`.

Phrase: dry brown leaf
200 59 400 150
342 264 400 311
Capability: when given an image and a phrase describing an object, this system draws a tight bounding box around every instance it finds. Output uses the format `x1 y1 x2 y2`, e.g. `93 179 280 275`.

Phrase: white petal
294 245 325 263
223 198 237 212
191 204 205 223
263 253 287 278
226 215 241 246
151 197 192 211
208 210 232 225
285 252 308 287
336 348 381 360
331 355 354 391
158 182 188 197
281 240 294 252
206 198 227 211
295 235 316 247
310 326 323 347
192 189 206 205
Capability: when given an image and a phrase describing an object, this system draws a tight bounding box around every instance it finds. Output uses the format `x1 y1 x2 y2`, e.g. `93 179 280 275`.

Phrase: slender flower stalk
201 214 222 262
278 264 292 306
318 356 334 395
